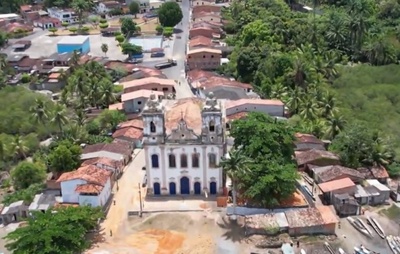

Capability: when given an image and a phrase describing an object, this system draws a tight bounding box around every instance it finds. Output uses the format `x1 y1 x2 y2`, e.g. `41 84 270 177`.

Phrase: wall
145 144 223 195
123 97 146 113
78 178 111 207
326 185 357 204
124 84 174 94
61 179 86 203
37 80 66 92
192 0 215 5
187 51 221 70
288 223 336 236
57 39 90 54
226 104 284 117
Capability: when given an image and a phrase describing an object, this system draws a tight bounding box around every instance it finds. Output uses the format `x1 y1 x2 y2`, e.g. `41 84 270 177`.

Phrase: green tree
158 2 183 27
156 24 164 34
99 22 109 29
0 31 8 48
71 0 94 28
89 16 99 28
101 43 108 56
219 149 251 219
68 27 78 34
97 109 127 131
230 112 299 206
62 21 69 29
99 78 116 106
10 135 29 160
4 206 104 254
51 104 68 133
121 42 143 57
47 141 82 173
115 34 125 44
48 27 58 35
29 98 49 125
11 161 46 190
129 1 140 18
119 17 138 35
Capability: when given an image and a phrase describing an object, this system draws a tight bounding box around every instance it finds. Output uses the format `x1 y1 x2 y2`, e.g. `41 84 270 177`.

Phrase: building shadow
216 215 246 243
174 28 183 34
86 228 107 249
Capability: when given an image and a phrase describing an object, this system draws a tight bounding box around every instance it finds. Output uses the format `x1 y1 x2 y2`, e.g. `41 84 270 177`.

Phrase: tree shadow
173 28 183 34
86 228 107 249
216 215 246 243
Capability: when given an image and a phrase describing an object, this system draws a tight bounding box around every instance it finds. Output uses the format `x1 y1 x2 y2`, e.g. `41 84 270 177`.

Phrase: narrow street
99 149 146 239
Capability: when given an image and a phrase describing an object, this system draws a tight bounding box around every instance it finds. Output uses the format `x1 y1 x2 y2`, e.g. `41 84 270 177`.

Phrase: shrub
21 74 31 83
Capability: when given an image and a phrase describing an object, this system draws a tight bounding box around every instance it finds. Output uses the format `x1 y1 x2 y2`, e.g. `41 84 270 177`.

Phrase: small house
1 200 28 225
295 149 340 170
28 193 56 214
318 177 356 204
294 133 326 151
365 179 390 204
313 165 364 184
333 193 360 217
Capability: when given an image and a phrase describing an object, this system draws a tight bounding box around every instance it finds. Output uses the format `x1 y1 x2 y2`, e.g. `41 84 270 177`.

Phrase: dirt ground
87 212 247 254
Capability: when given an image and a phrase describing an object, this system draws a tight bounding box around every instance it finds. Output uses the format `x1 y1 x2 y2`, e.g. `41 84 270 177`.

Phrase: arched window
150 121 156 133
209 120 215 132
181 154 188 168
169 154 176 168
208 153 217 168
151 154 159 168
192 153 200 168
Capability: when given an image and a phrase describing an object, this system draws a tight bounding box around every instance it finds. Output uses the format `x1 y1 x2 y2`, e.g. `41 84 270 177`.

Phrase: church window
151 154 159 168
192 153 200 168
209 120 215 132
181 154 188 168
209 153 217 168
169 154 176 168
150 121 156 133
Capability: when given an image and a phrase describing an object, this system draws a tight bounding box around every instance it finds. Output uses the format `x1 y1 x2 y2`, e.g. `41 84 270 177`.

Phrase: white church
142 93 225 196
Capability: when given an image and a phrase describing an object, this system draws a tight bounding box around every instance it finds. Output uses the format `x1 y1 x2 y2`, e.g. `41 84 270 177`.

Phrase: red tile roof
226 112 248 121
192 11 221 19
192 5 221 14
318 177 355 193
194 76 252 90
82 142 131 157
187 69 216 82
81 157 123 169
117 119 143 129
371 166 389 179
294 133 324 145
57 165 111 187
20 5 32 12
75 184 104 194
112 127 143 140
295 149 339 166
189 36 213 48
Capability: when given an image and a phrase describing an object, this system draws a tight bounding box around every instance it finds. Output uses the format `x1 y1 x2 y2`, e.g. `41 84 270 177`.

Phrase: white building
143 93 225 196
96 1 121 14
47 7 78 24
57 165 112 207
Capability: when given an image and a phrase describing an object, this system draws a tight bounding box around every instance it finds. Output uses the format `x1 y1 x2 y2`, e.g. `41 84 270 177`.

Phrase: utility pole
138 183 143 217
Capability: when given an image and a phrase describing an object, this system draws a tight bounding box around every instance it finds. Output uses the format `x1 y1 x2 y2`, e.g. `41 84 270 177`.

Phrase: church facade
142 93 225 196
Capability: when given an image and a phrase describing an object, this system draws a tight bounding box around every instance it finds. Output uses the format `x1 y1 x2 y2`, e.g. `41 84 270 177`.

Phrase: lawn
332 64 400 156
379 204 400 221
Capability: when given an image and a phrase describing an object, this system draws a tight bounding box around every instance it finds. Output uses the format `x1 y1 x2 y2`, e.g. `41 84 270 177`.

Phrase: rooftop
122 77 176 89
318 177 355 193
1 200 25 215
193 76 252 90
57 35 89 45
316 205 339 224
226 112 248 121
284 207 324 228
112 127 143 140
57 165 111 187
206 85 249 100
7 54 27 62
82 142 131 157
102 1 121 7
314 165 365 183
75 184 104 194
81 157 123 169
121 89 163 102
295 149 339 166
187 69 217 82
189 36 213 48
366 179 390 192
371 165 389 179
245 212 289 229
294 133 324 145
164 98 204 135
117 119 143 129
188 47 222 55
108 103 123 110
0 14 20 19
192 5 222 13
28 193 56 211
225 99 284 109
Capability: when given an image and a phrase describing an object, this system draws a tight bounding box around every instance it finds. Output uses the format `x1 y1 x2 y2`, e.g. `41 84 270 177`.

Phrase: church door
210 182 217 195
169 182 176 195
180 177 190 194
153 182 161 195
194 182 201 195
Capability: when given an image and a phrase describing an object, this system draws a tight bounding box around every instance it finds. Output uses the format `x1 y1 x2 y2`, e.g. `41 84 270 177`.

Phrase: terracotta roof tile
193 11 221 19
225 99 284 109
226 112 248 121
20 5 32 11
285 207 325 227
82 142 131 157
315 165 364 182
189 36 213 48
192 5 221 14
193 76 252 90
121 89 163 102
57 165 112 187
122 77 176 89
187 69 216 82
112 127 143 140
294 133 324 145
108 103 123 110
318 177 355 193
75 183 104 194
81 157 123 169
371 166 389 179
117 119 143 129
164 98 203 135
295 149 339 166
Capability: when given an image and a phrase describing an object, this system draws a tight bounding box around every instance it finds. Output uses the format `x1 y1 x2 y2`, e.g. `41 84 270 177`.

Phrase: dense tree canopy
4 206 104 254
47 140 82 173
11 161 46 190
230 113 299 206
158 2 183 27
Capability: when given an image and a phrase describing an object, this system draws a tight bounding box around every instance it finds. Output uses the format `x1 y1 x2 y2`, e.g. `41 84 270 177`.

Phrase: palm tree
318 91 338 118
10 136 29 160
73 108 87 126
219 149 252 220
324 111 346 140
288 56 314 89
286 87 304 115
99 78 116 107
363 36 397 66
299 95 319 121
325 11 349 51
101 43 108 57
270 83 288 100
29 98 49 125
51 104 68 133
0 140 6 162
71 0 94 28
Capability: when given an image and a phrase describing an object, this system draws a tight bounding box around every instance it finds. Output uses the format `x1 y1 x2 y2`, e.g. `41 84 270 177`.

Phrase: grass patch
379 204 400 221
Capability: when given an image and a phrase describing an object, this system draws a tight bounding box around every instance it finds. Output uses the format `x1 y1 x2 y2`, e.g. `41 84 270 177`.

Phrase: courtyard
128 36 163 52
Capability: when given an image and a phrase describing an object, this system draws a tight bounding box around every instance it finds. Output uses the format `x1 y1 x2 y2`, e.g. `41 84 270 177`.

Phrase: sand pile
177 235 215 254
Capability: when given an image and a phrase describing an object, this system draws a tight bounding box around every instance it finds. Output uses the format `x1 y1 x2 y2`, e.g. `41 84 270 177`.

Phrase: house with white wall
47 7 78 24
225 99 285 119
57 165 112 207
143 94 224 196
96 1 122 14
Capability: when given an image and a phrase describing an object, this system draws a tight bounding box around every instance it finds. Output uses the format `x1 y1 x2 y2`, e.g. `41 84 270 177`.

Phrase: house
47 7 78 24
189 35 215 48
244 213 289 236
192 5 221 14
0 14 21 21
28 193 56 214
294 133 326 151
42 52 75 68
192 0 216 6
6 54 40 73
122 77 176 94
313 165 365 184
33 17 61 29
81 142 132 163
295 149 340 170
189 27 220 39
36 66 70 91
0 200 28 225
187 48 222 70
105 61 165 78
117 119 144 129
318 177 356 204
225 99 285 119
12 40 31 51
191 20 223 33
121 89 164 113
57 165 112 207
57 36 90 54
284 206 338 236
112 127 143 148
81 157 124 176
365 179 390 204
333 193 360 217
97 1 122 13
370 166 389 183
192 12 221 23
143 94 224 196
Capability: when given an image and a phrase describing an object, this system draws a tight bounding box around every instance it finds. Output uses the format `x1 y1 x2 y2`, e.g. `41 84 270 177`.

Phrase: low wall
226 206 307 216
